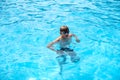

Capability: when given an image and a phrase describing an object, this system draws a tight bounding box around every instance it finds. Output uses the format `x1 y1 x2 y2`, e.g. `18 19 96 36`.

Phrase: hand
76 39 80 43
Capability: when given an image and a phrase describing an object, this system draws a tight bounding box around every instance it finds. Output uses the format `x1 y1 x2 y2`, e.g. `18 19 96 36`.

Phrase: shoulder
69 33 74 37
54 36 61 42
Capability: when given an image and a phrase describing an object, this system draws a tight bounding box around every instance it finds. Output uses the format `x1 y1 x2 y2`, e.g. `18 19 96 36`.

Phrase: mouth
65 35 68 37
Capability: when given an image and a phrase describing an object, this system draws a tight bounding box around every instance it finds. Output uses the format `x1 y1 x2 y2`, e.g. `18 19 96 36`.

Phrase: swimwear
60 48 73 51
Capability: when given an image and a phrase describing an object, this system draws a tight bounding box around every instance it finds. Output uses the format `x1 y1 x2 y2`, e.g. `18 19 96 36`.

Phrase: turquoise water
0 0 120 80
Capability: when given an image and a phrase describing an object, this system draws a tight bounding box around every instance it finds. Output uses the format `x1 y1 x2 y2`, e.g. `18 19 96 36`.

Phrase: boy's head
60 26 69 33
60 26 69 37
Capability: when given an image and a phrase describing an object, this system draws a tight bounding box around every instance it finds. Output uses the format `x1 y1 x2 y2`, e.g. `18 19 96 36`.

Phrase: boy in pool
47 26 80 63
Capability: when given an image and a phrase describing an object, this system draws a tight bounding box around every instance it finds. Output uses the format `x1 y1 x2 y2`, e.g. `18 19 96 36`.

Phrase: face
60 31 69 38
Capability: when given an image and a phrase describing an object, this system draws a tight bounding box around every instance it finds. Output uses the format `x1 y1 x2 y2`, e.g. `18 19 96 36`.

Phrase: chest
59 37 71 45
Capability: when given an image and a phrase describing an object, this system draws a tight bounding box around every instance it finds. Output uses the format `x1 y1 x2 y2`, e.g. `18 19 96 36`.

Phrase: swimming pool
0 0 120 80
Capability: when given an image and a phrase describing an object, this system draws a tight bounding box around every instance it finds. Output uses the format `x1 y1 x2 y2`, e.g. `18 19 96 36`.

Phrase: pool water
0 0 120 80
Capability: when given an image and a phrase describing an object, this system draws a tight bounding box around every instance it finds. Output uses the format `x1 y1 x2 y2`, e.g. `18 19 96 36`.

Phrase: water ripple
0 0 120 80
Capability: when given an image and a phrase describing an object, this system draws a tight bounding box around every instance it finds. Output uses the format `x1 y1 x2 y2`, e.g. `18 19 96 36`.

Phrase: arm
47 37 60 52
72 34 80 43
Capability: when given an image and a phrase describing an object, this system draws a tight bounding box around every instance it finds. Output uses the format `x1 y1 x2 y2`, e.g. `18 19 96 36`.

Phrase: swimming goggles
61 31 69 35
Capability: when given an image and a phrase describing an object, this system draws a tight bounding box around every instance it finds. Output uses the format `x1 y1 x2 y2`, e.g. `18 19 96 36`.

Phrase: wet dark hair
60 26 69 33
